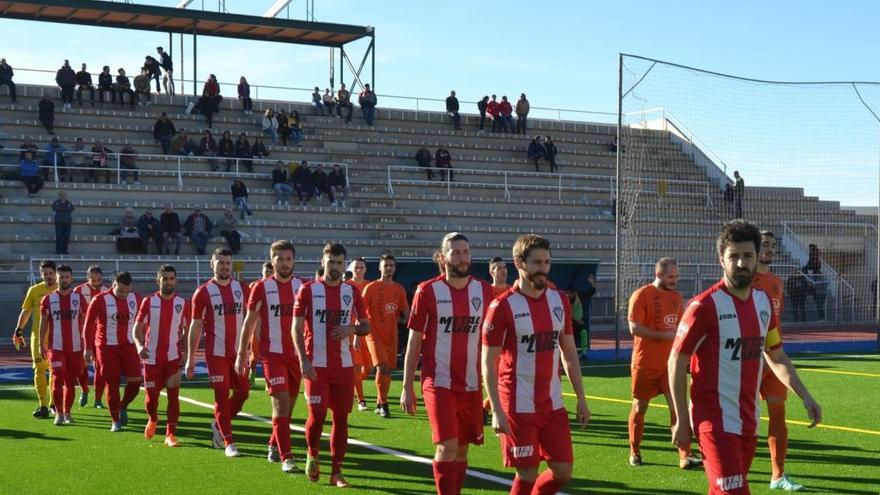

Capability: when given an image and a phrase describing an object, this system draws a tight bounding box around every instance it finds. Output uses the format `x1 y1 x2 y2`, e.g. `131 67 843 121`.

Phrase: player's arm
667 349 691 449
291 315 315 380
132 321 148 359
82 298 100 361
764 347 822 427
235 305 260 376
186 318 203 377
629 321 674 341
399 328 423 415
14 307 32 347
38 313 49 359
559 332 590 427
481 343 507 433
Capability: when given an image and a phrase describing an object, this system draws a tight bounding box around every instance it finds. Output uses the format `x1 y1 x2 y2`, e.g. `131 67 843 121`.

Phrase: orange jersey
752 271 784 323
350 279 370 294
491 285 509 298
628 284 684 371
363 280 408 343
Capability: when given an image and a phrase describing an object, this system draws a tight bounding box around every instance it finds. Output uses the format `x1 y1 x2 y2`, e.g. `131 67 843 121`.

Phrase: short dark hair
262 260 273 271
379 253 395 262
86 265 103 275
323 242 346 258
490 256 504 264
716 220 761 257
157 264 176 277
761 230 776 240
354 256 366 263
513 234 551 262
441 232 469 254
39 260 56 271
56 264 73 274
270 240 295 258
115 271 133 285
212 247 233 259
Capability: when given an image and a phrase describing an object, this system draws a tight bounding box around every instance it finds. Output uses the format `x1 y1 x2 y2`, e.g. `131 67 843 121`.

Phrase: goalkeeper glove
12 328 26 351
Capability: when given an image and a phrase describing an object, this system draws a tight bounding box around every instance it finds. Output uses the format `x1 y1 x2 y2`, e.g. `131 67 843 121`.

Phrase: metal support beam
192 21 197 96
340 46 344 89
371 33 375 88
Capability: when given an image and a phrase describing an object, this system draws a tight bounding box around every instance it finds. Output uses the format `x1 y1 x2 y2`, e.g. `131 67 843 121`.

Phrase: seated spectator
292 161 314 205
144 56 162 93
170 129 195 156
237 76 253 114
477 95 489 131
435 146 453 182
528 136 546 171
543 136 558 172
89 141 112 184
19 151 43 197
234 133 253 172
184 207 212 255
97 65 115 104
358 83 377 126
515 93 530 135
486 94 499 132
42 137 67 181
0 58 16 102
119 144 140 185
67 137 87 182
277 110 290 147
133 68 151 105
19 137 38 160
272 161 293 205
327 164 349 208
198 130 219 172
289 110 304 147
231 178 253 220
262 109 278 144
322 88 336 117
117 207 142 254
75 63 95 106
137 209 162 254
160 204 183 255
415 145 434 180
445 90 461 130
498 95 514 133
38 96 55 134
114 68 135 107
218 131 236 172
311 86 324 115
196 75 222 128
312 164 331 203
252 136 269 161
217 208 241 255
337 83 353 123
153 112 176 155
55 60 76 110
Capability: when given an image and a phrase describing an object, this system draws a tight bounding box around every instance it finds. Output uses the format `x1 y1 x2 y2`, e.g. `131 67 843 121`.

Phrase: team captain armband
765 326 782 350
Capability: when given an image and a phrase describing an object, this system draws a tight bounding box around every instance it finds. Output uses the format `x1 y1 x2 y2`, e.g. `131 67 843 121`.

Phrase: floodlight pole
192 20 198 96
614 53 623 360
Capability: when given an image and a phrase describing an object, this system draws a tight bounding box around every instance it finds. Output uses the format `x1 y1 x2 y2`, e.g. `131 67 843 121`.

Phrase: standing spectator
804 243 826 320
311 86 324 115
415 146 434 180
55 60 76 110
75 63 95 106
19 151 43 197
322 88 336 117
51 191 75 254
117 207 142 254
337 83 353 123
498 95 514 133
133 68 151 106
231 178 253 220
143 56 162 93
289 110 304 147
114 68 135 107
568 290 584 356
276 110 290 146
359 83 378 126
156 47 174 95
234 133 253 172
786 269 808 322
445 90 461 130
160 205 183 255
581 273 597 357
262 108 278 144
119 144 140 185
237 76 252 114
38 96 55 134
137 209 162 254
435 146 453 182
328 164 349 208
153 112 176 155
197 75 222 128
170 129 195 156
515 93 530 135
733 170 745 218
184 208 212 255
218 131 236 172
477 95 489 131
272 161 293 205
89 141 112 184
0 58 16 102
199 130 219 172
543 136 558 172
67 137 87 182
312 164 331 203
527 136 545 171
42 137 67 181
97 65 115 104
292 161 314 205
217 208 241 255
252 136 269 161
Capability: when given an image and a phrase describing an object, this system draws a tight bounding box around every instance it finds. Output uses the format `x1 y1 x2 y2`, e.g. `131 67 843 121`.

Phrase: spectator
804 243 826 320
252 136 269 161
527 136 545 171
115 68 135 107
581 273 597 357
415 145 434 180
312 164 331 203
359 83 378 126
292 161 314 205
445 90 461 130
276 110 290 146
75 63 95 106
159 205 183 255
337 83 353 123
0 58 16 102
217 208 241 254
133 68 151 106
137 208 162 254
19 137 38 160
515 93 530 135
272 161 293 205
477 95 489 132
322 88 336 117
42 137 67 181
218 131 236 172
170 129 195 156
19 151 43 197
97 65 115 104
328 164 349 208
117 206 142 254
568 290 584 355
289 110 304 147
733 170 744 218
486 94 499 132
196 75 222 127
311 86 324 115
153 112 176 155
38 96 55 134
435 146 453 182
184 207 212 255
498 95 514 133
55 59 76 110
51 190 75 254
143 55 162 93
231 178 253 220
610 136 620 153
262 108 278 144
119 144 140 185
237 76 253 114
156 46 174 95
67 137 86 182
786 269 808 322
198 130 219 172
234 133 253 172
89 141 112 184
543 136 558 172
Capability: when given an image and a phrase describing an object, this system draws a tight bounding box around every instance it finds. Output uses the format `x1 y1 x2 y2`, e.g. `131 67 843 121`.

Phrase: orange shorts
760 367 788 400
631 367 669 401
351 341 372 367
367 336 398 369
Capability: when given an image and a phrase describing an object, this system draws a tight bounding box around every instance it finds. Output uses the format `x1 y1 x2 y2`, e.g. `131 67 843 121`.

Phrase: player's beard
447 262 471 278
728 266 755 289
45 276 56 287
215 271 231 281
275 266 293 280
59 281 71 291
526 271 549 290
161 285 175 295
325 269 342 281
660 280 677 290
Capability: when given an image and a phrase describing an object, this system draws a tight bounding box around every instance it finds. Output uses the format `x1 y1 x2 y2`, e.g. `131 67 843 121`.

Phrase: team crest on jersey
552 306 564 322
71 299 78 308
759 310 770 328
676 321 689 337
342 294 352 306
129 300 136 310
234 290 241 299
175 303 182 314
383 303 398 313
471 297 482 312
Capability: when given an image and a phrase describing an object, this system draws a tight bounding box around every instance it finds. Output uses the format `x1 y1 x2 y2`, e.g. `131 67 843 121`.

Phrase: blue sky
2 0 879 204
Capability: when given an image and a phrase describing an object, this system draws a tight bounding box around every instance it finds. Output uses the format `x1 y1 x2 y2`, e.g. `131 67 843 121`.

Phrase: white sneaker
267 445 281 463
225 443 241 457
110 421 122 432
54 414 64 426
770 473 805 491
357 401 368 411
281 458 298 473
211 421 224 449
63 413 73 425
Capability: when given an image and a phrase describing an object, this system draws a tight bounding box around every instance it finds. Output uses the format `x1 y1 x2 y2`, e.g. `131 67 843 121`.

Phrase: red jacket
487 100 499 116
498 101 513 116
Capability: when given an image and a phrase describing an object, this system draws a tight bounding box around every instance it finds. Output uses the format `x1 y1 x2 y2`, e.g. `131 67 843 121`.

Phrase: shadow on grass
0 428 73 441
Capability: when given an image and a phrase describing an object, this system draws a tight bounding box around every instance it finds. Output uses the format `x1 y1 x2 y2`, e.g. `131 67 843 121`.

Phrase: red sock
628 409 645 454
51 374 64 415
510 475 535 495
121 381 140 409
145 387 160 421
305 404 327 459
432 460 458 495
94 372 106 402
533 470 566 494
63 376 76 414
768 401 788 480
166 387 179 436
453 461 467 495
106 378 121 422
272 416 292 461
77 368 90 393
213 387 233 445
229 388 249 417
330 410 348 475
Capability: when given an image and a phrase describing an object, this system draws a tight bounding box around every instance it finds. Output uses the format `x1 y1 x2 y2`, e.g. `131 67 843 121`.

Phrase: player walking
74 265 108 408
14 260 57 418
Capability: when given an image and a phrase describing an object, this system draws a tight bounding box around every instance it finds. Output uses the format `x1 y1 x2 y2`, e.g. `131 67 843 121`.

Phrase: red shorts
206 355 250 392
367 337 397 369
262 354 302 397
631 367 669 401
698 430 757 495
422 381 484 445
48 349 83 381
501 407 573 468
144 360 180 391
96 344 142 380
303 367 355 414
760 368 788 401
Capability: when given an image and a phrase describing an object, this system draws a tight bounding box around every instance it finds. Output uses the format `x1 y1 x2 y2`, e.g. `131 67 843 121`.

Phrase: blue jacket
20 159 40 177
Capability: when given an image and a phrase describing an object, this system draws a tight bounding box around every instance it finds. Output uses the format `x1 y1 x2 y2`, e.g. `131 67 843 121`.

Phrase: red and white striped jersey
192 279 249 359
74 283 109 304
135 293 190 365
293 280 366 369
483 287 572 415
408 276 494 392
85 291 140 350
40 291 88 352
247 276 304 358
674 280 782 437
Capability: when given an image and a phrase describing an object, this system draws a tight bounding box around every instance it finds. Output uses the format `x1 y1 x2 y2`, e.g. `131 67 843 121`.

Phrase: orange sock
628 410 645 454
767 401 788 480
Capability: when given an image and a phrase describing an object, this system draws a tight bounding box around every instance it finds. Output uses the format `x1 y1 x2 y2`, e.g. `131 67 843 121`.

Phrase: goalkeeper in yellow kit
14 260 58 418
